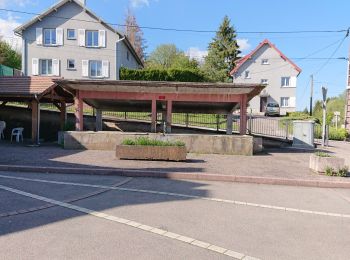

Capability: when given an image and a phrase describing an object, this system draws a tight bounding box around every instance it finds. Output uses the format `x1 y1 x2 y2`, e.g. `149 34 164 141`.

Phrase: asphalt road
0 171 350 260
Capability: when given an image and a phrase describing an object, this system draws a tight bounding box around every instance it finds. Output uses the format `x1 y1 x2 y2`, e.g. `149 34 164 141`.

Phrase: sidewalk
0 142 349 187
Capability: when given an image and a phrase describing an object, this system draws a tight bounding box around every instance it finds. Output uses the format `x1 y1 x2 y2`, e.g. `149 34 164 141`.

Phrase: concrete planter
309 154 345 173
116 145 187 161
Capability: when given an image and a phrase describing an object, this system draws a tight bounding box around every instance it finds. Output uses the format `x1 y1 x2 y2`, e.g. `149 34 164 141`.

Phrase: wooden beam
60 101 66 130
31 99 39 143
74 92 83 131
166 100 172 133
240 94 248 135
151 99 157 133
79 90 241 103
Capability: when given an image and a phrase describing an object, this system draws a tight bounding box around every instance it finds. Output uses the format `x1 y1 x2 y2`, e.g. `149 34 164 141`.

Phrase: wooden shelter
0 77 74 143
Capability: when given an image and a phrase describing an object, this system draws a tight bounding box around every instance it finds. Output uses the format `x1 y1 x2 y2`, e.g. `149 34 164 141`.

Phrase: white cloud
0 0 34 8
0 13 22 51
129 0 150 8
185 47 208 64
237 38 251 53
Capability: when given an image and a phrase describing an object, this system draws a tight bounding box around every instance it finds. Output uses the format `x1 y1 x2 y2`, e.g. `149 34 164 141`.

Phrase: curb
0 164 350 188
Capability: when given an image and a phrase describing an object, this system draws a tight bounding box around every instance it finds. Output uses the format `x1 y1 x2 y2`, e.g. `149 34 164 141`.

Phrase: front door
260 97 267 112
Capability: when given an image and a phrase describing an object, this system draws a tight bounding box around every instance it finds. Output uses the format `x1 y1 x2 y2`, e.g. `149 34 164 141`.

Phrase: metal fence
7 102 325 140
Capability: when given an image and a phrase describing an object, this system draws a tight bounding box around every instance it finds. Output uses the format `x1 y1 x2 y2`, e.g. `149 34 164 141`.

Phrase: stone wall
63 132 254 156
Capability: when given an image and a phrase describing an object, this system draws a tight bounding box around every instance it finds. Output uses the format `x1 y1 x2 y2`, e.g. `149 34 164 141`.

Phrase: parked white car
264 103 280 116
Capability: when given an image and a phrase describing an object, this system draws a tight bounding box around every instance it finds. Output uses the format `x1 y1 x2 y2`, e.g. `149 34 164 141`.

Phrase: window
40 59 53 75
244 71 250 79
43 29 56 45
262 59 269 65
281 77 290 87
89 60 102 77
127 51 130 61
67 29 76 40
86 30 99 47
67 59 76 70
280 97 290 107
261 79 268 84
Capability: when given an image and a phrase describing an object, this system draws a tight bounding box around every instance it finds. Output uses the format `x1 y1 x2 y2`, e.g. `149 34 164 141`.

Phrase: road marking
0 184 257 260
0 174 349 219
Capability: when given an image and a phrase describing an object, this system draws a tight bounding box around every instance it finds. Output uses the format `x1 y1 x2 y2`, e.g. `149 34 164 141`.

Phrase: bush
120 67 207 82
329 128 349 141
122 137 185 147
325 166 349 177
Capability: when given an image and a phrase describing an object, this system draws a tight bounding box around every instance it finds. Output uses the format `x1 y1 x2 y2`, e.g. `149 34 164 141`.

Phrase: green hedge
122 137 185 147
314 127 349 141
120 67 207 82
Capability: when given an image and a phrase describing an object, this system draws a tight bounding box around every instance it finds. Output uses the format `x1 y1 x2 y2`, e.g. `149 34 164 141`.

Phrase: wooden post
31 99 40 144
166 100 172 133
151 99 157 132
95 109 103 131
74 92 83 131
240 95 248 135
60 101 66 130
226 113 233 135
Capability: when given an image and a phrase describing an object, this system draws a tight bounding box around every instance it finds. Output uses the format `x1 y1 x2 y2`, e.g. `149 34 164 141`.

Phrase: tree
146 44 199 70
124 9 146 62
313 91 346 125
203 16 241 82
0 37 21 69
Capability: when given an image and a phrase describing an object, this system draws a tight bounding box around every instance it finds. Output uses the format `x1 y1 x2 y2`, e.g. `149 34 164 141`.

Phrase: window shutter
36 28 43 45
82 60 89 77
32 58 39 75
290 76 297 88
56 28 64 46
78 29 85 46
102 60 109 78
99 30 106 48
289 97 296 107
52 59 60 76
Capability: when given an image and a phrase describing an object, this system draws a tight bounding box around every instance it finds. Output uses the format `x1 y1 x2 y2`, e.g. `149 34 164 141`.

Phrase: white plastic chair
0 121 5 140
11 127 24 142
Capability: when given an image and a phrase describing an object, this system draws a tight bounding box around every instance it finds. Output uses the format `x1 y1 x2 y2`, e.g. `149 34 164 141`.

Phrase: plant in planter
116 137 187 161
309 151 346 175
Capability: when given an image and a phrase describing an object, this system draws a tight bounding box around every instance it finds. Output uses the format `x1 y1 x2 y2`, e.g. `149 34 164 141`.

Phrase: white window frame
261 59 269 65
281 76 291 87
67 29 76 40
261 79 268 84
89 60 103 78
244 70 250 79
280 97 290 107
39 59 53 76
67 59 76 70
43 28 57 46
86 30 99 48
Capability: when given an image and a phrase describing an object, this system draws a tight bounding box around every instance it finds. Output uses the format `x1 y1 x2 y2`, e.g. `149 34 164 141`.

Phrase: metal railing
5 102 297 139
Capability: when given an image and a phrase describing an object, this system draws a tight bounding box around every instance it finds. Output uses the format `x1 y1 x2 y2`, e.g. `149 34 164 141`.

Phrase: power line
0 7 348 35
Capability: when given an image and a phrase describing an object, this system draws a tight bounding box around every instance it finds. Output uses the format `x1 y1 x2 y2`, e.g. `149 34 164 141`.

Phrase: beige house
230 39 302 115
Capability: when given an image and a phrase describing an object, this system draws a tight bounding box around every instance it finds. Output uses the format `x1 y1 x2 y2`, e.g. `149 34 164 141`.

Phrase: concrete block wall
63 132 254 156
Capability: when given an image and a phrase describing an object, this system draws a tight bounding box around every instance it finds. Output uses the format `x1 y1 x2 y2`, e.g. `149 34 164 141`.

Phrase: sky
0 0 349 110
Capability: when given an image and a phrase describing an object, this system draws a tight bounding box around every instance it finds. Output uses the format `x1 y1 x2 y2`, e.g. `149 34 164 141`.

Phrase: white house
14 0 143 80
230 39 302 115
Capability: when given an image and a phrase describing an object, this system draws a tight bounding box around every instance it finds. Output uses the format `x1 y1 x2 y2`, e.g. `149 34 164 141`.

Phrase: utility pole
321 86 328 147
309 75 313 116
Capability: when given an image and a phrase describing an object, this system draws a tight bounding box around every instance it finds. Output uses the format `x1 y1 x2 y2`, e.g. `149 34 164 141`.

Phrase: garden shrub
120 67 207 82
122 137 185 147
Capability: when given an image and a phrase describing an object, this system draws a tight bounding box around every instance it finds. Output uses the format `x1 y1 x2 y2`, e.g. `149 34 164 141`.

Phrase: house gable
230 39 301 77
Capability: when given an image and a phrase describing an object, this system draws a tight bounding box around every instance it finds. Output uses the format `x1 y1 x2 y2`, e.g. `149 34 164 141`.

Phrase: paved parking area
0 143 349 183
1 171 350 260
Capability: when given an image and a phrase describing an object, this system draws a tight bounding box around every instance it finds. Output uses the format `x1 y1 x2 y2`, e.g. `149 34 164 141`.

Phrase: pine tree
203 16 241 82
124 9 146 62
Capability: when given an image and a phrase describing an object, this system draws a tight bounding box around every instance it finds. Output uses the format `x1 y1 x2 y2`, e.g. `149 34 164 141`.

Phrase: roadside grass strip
0 184 258 260
0 174 349 219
